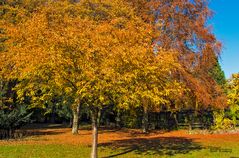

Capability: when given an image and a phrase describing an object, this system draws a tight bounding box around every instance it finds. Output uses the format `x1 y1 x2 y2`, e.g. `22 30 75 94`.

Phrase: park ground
0 125 239 158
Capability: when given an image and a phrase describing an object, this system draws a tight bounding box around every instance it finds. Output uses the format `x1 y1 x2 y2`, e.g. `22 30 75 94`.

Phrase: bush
212 111 236 130
121 108 142 128
0 105 32 139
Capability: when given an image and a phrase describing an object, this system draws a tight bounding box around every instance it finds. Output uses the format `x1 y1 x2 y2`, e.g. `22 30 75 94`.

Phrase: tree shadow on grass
0 130 67 140
18 123 69 137
23 130 67 137
22 123 68 130
101 136 204 157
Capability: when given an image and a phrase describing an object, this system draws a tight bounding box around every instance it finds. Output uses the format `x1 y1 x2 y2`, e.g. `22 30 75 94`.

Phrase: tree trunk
69 119 73 128
173 112 179 128
97 110 101 128
91 108 99 158
142 106 149 133
115 110 121 128
8 128 14 139
72 104 80 135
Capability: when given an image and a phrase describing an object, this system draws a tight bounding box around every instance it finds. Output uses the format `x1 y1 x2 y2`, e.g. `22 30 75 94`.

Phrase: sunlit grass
0 142 239 158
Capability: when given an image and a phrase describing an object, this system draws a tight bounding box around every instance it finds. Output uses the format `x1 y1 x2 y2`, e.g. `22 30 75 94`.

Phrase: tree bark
97 110 101 128
142 106 149 133
115 110 121 128
72 104 80 135
8 128 14 139
91 108 99 158
69 119 73 128
173 112 179 127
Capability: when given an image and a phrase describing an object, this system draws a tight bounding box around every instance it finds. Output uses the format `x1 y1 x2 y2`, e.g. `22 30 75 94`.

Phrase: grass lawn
1 125 239 158
1 144 239 158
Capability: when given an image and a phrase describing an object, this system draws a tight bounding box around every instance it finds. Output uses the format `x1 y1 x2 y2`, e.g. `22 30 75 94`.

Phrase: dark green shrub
0 105 32 139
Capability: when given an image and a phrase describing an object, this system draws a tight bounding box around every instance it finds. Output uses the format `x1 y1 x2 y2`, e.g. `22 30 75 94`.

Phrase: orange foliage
125 0 227 109
0 0 226 112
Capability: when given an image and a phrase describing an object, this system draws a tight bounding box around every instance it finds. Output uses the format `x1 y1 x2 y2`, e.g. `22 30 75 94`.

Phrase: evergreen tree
209 59 226 86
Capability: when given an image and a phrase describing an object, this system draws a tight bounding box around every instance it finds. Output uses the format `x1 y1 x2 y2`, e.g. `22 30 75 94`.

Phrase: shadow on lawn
24 130 67 137
8 123 69 139
101 136 204 157
22 123 68 130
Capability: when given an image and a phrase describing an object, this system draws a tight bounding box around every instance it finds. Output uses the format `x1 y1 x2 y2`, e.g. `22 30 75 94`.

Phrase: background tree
209 59 226 87
114 49 184 133
125 0 227 110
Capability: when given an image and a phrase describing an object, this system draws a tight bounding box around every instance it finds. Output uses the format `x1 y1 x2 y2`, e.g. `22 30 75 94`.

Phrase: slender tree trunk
91 109 99 158
69 119 73 128
97 110 101 128
0 79 3 107
115 110 121 128
8 128 14 139
72 104 80 135
142 106 149 133
173 112 179 128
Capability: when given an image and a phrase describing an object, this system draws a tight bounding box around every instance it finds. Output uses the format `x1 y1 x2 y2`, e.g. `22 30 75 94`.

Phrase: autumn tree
0 0 53 120
125 0 227 110
1 0 177 157
113 49 184 133
0 0 82 133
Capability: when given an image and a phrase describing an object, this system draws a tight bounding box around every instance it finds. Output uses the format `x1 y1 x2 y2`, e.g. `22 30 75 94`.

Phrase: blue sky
209 0 239 78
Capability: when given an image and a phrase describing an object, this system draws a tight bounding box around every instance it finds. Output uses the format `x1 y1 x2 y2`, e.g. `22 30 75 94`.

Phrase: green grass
0 143 239 158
